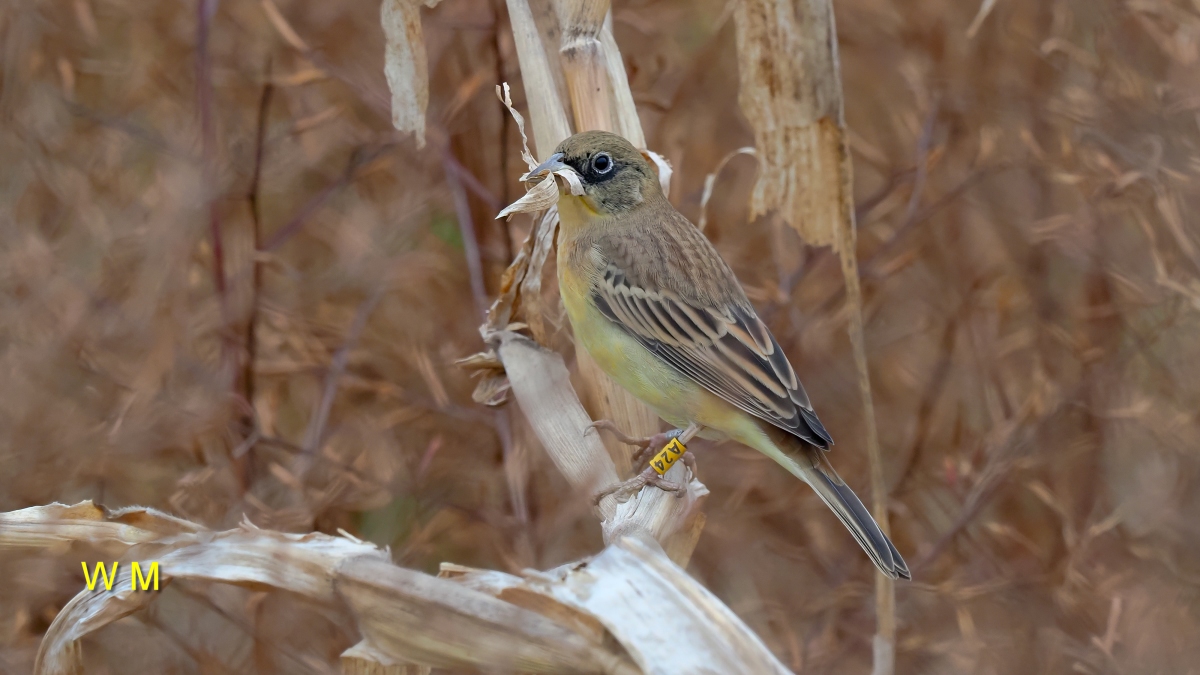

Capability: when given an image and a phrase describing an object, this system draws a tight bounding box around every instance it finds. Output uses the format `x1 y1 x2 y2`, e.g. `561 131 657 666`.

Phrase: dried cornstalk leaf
439 537 792 675
456 348 511 405
495 330 621 518
485 226 538 331
518 208 561 342
497 175 560 218
698 147 756 231
439 563 609 643
36 525 387 675
381 0 442 148
341 640 428 675
733 0 847 250
641 149 674 199
497 83 539 170
472 373 513 406
336 556 639 674
0 501 202 550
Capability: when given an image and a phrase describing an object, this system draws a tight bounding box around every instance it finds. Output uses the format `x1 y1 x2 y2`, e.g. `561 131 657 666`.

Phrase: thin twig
261 143 395 252
297 285 388 470
244 63 273 409
443 148 490 318
197 0 231 365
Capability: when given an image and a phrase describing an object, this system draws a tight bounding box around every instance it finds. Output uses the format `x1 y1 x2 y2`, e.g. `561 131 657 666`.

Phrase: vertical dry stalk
551 0 663 479
734 0 896 672
504 0 572 155
554 0 612 132
599 13 644 148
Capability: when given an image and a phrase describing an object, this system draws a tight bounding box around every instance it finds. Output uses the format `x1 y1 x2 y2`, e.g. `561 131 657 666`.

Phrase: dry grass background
2 0 1200 673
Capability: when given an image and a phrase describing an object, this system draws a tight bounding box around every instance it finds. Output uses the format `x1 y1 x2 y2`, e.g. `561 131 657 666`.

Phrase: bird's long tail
764 434 910 580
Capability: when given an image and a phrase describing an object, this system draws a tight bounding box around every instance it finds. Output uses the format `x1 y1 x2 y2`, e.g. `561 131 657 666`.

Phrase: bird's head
528 131 663 221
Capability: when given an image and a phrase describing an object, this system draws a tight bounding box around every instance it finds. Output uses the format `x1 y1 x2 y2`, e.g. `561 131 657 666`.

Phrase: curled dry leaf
641 149 674 199
516 208 562 343
497 174 561 219
497 82 539 170
698 147 757 231
456 349 512 406
381 0 442 148
495 81 583 220
496 169 583 220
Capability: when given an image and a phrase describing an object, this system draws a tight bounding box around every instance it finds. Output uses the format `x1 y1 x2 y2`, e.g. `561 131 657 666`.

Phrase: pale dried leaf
524 536 792 675
381 0 441 148
698 147 756 231
497 83 539 169
341 640 428 675
495 331 621 517
0 501 202 550
336 556 639 674
36 526 386 675
497 174 560 218
518 208 560 342
471 374 512 406
641 149 674 199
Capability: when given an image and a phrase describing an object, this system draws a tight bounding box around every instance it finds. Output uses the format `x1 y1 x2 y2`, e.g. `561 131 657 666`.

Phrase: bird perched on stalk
527 130 909 580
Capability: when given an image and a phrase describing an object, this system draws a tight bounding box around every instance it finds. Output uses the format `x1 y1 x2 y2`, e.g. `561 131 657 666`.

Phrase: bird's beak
525 152 569 181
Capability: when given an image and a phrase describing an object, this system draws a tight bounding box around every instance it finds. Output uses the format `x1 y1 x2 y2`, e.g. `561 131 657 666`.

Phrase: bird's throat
555 193 605 238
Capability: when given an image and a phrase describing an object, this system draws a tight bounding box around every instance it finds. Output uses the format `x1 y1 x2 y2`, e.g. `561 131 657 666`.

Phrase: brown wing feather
588 219 832 449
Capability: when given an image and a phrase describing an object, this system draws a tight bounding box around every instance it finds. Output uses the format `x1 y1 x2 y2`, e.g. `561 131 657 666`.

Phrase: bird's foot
587 420 684 467
593 465 686 506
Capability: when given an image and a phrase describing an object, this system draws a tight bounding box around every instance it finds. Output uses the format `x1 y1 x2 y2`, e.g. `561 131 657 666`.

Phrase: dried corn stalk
6 501 792 675
734 1 897 673
734 0 846 250
6 502 641 675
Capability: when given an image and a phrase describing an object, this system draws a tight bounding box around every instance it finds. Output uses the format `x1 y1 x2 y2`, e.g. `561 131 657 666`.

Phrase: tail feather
764 434 910 580
806 464 910 580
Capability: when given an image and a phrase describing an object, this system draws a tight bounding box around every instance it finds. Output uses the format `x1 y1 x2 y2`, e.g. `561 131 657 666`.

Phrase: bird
528 130 909 580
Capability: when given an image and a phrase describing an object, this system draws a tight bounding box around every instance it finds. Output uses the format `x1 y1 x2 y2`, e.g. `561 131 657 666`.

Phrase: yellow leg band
649 438 687 476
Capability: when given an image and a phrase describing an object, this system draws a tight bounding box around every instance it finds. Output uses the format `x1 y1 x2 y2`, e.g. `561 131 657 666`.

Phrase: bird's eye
591 152 613 174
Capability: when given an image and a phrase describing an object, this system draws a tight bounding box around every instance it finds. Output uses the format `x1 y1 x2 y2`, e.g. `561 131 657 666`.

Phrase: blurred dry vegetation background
2 0 1200 673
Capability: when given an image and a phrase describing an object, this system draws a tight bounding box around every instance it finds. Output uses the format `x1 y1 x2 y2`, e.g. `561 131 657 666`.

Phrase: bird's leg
587 420 686 468
590 422 703 505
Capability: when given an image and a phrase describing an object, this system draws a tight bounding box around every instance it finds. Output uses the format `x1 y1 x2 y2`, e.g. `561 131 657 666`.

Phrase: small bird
531 130 909 580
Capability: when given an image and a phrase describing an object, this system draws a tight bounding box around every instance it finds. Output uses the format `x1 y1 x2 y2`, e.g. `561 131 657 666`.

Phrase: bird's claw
593 466 686 506
586 419 653 448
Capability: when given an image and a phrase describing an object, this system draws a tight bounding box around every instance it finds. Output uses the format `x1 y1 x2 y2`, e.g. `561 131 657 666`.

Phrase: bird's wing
588 245 833 449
